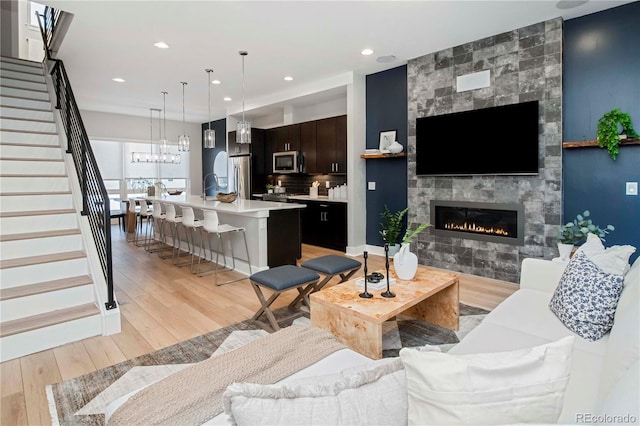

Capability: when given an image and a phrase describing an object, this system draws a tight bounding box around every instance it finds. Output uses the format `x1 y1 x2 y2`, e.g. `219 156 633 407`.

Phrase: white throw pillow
549 251 625 341
399 336 574 425
575 233 636 275
222 358 406 426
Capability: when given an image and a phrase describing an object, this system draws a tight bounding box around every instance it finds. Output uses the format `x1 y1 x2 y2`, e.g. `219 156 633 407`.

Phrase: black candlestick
381 243 395 298
359 251 373 298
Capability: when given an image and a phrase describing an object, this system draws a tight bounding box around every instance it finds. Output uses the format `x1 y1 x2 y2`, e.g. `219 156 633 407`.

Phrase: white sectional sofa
450 257 640 424
107 256 639 424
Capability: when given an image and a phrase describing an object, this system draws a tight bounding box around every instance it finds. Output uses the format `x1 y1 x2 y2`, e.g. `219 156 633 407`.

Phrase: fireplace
430 200 524 246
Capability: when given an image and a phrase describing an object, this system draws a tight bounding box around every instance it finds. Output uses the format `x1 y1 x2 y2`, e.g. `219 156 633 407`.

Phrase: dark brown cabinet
316 115 347 174
264 128 278 174
300 200 347 251
276 124 300 152
300 121 317 173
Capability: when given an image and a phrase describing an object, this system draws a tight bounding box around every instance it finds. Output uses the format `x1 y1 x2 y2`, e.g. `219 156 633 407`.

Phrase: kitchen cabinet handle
334 163 339 172
319 204 329 207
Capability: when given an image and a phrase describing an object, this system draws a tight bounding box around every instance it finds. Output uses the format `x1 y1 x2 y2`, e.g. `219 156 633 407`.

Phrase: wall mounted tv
416 100 539 176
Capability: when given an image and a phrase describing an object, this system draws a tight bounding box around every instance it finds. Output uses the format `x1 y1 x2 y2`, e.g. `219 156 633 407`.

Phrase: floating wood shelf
562 138 640 148
360 152 406 159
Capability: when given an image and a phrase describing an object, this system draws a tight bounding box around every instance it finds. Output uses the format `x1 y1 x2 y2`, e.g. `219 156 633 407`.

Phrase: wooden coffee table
310 265 459 359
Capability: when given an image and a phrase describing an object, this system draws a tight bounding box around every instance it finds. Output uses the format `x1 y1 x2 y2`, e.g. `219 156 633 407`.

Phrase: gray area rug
46 304 488 425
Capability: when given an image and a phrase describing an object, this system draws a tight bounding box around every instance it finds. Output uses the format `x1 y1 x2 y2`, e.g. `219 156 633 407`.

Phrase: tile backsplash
266 174 347 196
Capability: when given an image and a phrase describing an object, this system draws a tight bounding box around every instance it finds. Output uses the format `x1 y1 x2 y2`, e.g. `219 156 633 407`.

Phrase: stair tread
0 67 44 77
0 128 56 135
0 84 48 94
0 157 63 162
0 75 45 84
0 116 54 124
0 228 80 242
0 191 71 196
0 142 60 148
0 303 100 338
0 174 67 177
0 57 43 67
0 208 75 218
0 275 93 301
0 250 86 269
0 104 52 113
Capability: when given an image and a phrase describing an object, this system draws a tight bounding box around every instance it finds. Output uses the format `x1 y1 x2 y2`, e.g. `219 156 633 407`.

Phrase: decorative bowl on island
216 192 238 203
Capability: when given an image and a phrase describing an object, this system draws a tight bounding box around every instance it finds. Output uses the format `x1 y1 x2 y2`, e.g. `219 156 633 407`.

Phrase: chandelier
178 81 190 152
130 107 181 164
236 51 251 144
203 69 215 149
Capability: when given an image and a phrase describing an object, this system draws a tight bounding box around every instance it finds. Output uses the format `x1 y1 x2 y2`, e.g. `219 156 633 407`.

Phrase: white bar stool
135 199 153 247
175 206 203 270
196 210 251 285
146 200 169 253
160 203 182 260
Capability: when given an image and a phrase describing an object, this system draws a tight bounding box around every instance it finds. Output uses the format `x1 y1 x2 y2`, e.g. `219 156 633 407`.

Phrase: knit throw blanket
107 326 346 426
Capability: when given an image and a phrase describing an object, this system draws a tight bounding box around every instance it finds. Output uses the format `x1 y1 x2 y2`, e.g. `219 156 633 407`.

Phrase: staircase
0 56 103 362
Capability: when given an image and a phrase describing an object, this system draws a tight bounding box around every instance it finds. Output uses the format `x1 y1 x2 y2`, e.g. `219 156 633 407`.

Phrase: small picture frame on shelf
379 130 397 152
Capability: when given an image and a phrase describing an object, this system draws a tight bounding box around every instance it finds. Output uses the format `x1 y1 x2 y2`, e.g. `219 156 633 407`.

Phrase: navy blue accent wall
564 2 640 262
201 118 226 196
365 65 408 245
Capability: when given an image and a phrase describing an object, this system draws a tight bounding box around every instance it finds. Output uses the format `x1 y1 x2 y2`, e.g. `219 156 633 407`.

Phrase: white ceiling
38 0 632 124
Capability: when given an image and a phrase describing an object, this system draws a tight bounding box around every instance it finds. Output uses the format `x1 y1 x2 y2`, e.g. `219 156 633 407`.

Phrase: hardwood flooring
0 225 518 425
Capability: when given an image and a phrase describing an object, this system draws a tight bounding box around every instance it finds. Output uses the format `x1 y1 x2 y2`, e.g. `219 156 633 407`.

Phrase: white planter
393 243 418 280
388 141 404 154
557 243 574 262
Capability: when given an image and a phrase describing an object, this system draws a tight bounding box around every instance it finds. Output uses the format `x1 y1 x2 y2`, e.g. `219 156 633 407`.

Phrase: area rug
47 303 488 425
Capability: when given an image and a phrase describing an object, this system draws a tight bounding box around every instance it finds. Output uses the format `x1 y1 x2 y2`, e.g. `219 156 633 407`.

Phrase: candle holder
359 251 373 299
381 243 395 298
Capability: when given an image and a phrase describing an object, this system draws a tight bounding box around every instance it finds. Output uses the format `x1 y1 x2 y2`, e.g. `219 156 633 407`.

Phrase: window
28 1 46 27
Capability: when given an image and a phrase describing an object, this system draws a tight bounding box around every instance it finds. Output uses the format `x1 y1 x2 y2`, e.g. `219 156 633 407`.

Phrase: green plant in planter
379 205 407 246
596 108 639 160
555 210 615 245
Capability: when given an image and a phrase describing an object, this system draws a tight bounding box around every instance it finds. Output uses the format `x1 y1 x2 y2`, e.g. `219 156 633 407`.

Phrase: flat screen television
415 100 539 176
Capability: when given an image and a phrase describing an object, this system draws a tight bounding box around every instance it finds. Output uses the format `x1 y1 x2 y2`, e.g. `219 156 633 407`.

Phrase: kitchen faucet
202 173 218 199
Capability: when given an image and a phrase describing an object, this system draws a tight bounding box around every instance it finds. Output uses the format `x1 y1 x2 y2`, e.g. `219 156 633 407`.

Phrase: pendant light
130 108 180 164
178 81 190 152
160 91 169 155
236 51 251 144
203 69 215 148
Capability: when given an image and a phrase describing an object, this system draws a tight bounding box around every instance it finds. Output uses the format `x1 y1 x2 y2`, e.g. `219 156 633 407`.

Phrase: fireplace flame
444 221 510 236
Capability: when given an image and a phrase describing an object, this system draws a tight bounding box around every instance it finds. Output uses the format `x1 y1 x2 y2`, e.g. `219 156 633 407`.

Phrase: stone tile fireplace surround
407 18 563 283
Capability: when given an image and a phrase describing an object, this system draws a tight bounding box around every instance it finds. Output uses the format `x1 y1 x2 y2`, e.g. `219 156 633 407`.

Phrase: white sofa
449 257 640 424
107 256 639 424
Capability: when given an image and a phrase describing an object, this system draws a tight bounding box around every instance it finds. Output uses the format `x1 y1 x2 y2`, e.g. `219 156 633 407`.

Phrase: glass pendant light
236 51 251 144
203 69 215 149
160 91 169 155
178 81 190 152
130 108 180 163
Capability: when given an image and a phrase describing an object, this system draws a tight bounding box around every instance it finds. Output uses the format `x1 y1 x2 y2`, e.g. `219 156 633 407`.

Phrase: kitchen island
145 195 305 275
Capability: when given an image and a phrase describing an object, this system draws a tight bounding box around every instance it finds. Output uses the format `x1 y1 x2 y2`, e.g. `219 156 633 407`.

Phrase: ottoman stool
290 255 362 307
249 265 320 331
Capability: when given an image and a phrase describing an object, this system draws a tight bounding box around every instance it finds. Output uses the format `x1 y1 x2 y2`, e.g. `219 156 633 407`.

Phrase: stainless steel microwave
273 151 302 174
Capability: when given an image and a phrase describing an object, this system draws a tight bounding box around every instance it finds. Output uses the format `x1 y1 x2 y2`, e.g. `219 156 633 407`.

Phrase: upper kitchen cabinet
300 121 317 173
316 115 347 174
265 128 278 174
276 124 301 152
227 128 265 171
227 130 249 155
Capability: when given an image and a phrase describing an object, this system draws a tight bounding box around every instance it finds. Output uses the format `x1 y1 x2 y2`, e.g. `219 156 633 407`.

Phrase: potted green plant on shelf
265 183 275 194
555 210 615 261
596 108 639 160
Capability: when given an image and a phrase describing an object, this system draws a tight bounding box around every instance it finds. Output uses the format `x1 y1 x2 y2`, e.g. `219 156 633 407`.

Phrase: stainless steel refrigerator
229 153 251 200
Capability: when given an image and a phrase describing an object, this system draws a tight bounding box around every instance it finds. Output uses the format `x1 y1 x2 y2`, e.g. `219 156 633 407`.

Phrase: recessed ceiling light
556 0 588 9
376 55 397 63
212 80 221 85
224 96 231 101
284 76 293 81
153 41 170 49
361 48 374 56
112 77 125 83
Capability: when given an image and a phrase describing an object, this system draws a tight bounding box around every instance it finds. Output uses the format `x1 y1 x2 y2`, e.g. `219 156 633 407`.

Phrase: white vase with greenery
393 223 431 280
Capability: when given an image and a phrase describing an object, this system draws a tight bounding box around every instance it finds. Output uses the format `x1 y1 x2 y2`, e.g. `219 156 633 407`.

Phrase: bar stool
135 199 153 247
175 206 202 270
146 200 169 253
160 203 182 260
197 210 251 285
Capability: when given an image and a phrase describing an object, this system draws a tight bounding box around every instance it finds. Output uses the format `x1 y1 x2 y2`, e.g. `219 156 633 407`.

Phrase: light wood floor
0 225 518 425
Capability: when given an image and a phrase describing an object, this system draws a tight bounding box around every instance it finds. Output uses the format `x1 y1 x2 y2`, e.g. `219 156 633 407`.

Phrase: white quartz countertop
146 195 305 218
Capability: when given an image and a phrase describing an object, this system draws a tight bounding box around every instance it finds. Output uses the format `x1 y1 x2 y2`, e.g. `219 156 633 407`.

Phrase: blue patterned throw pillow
549 251 625 342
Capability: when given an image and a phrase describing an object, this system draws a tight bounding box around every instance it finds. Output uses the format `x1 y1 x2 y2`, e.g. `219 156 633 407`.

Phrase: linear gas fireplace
430 200 524 246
